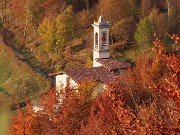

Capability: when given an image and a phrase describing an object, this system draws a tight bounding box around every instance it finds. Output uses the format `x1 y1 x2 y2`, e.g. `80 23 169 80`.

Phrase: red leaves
151 36 180 109
9 103 44 135
10 35 179 134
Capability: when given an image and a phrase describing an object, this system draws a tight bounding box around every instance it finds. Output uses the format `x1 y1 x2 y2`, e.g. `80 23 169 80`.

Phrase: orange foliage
41 0 66 17
10 0 25 18
9 104 44 135
10 36 179 134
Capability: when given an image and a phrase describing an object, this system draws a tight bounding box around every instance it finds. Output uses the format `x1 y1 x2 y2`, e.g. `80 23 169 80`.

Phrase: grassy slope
0 34 50 109
0 33 50 135
0 111 11 135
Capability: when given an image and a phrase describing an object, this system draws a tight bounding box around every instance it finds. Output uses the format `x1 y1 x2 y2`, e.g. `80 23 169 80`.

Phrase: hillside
0 34 49 109
0 0 179 73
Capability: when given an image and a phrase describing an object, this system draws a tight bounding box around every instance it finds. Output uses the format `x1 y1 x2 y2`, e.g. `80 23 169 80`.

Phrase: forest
0 0 179 134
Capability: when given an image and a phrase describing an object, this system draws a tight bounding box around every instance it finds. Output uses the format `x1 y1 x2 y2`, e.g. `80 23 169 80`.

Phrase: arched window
95 32 98 49
101 32 107 50
101 32 106 45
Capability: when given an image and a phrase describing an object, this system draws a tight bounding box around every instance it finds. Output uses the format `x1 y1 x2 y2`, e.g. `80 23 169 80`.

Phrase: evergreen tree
56 5 75 54
56 5 74 47
134 17 154 51
38 18 56 52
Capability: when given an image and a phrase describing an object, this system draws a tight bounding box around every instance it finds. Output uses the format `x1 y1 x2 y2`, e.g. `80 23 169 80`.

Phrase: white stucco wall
56 74 78 90
56 74 68 89
93 81 106 97
93 50 110 67
69 78 78 89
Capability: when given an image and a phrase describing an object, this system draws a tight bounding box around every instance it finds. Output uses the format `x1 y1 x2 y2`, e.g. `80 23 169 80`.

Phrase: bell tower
92 16 110 67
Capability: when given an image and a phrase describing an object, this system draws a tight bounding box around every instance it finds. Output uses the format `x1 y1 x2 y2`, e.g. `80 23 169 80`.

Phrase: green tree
134 17 154 51
56 5 75 54
38 18 56 53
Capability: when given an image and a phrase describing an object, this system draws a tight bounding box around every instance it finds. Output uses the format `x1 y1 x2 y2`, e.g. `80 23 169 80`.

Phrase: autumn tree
98 0 136 42
149 8 168 39
98 0 131 24
80 35 180 134
10 80 95 134
24 0 44 29
41 0 66 18
111 17 135 41
10 104 44 135
38 81 95 134
9 0 25 19
79 88 137 135
0 0 8 23
64 0 98 11
150 34 180 109
140 0 152 18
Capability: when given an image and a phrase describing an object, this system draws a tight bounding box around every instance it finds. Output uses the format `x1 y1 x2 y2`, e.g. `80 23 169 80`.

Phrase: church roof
50 59 131 84
96 58 131 71
65 66 118 84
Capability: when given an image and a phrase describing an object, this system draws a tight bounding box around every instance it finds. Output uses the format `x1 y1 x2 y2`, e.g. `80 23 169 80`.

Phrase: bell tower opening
95 32 98 50
101 31 107 51
92 16 110 67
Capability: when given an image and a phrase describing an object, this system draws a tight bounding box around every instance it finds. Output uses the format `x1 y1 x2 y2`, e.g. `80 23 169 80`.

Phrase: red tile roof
96 58 131 70
51 58 131 85
66 66 118 84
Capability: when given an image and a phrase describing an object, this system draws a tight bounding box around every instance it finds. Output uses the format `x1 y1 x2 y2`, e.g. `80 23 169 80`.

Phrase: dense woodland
0 0 179 134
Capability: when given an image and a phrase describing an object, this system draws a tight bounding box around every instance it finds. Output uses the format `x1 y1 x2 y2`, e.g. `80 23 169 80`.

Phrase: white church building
50 16 131 95
33 16 131 112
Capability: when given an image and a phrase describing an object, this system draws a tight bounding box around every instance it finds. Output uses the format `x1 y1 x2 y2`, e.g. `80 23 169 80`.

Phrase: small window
101 32 107 45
